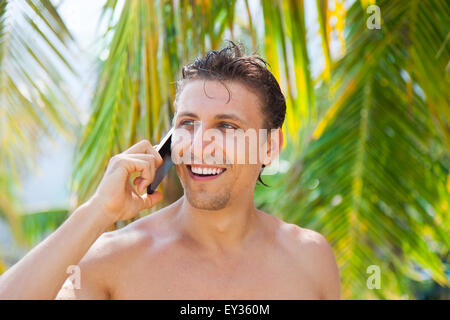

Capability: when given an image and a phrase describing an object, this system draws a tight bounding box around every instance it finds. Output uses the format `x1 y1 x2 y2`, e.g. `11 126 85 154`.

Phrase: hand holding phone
90 138 164 222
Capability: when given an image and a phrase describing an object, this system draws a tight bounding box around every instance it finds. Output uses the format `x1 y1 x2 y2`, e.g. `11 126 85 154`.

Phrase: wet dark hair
175 40 286 187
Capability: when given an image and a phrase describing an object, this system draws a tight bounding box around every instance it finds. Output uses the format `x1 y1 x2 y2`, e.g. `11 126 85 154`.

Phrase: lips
186 165 227 181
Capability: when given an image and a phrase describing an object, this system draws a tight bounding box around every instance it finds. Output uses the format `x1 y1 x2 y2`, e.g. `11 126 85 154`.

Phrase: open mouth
186 165 227 181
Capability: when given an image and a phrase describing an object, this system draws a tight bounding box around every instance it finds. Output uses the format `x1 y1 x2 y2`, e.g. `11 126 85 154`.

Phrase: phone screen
147 127 174 194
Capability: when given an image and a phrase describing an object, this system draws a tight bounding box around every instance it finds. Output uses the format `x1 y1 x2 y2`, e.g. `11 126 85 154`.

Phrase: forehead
176 80 264 127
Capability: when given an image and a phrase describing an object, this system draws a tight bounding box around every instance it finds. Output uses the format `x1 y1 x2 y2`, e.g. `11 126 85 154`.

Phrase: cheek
223 135 262 165
174 165 184 182
175 164 191 183
230 165 260 186
171 131 193 165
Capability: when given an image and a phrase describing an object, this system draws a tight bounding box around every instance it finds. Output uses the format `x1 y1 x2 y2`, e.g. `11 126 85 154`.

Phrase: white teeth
190 166 224 176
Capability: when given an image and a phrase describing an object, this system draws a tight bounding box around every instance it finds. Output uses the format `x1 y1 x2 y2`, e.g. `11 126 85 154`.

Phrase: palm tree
273 0 450 298
0 0 78 259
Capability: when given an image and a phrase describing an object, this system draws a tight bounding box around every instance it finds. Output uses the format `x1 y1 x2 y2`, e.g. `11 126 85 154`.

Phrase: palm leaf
275 0 449 299
0 0 78 242
20 208 68 246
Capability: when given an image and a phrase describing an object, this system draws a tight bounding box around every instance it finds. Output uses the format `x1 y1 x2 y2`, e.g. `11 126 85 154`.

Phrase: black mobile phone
147 127 174 194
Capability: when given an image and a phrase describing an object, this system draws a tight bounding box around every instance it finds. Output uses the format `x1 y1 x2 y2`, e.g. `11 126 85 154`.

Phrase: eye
180 120 195 126
220 122 237 129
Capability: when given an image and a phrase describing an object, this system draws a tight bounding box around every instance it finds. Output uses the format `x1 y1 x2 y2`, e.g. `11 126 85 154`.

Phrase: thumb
140 191 164 209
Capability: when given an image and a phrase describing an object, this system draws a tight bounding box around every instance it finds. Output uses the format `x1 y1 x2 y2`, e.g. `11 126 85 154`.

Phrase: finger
133 175 154 194
149 147 164 168
132 158 155 193
126 153 158 164
133 177 147 194
133 176 144 186
139 191 164 210
113 156 155 187
123 140 164 168
127 154 159 175
123 139 153 155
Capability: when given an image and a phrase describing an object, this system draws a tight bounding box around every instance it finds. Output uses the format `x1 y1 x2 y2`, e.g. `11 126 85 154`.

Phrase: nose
190 121 207 163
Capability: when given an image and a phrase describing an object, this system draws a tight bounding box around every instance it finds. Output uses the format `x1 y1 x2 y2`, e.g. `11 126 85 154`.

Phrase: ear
262 127 283 166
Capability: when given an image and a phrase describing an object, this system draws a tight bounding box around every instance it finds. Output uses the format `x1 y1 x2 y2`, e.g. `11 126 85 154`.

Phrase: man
0 42 340 299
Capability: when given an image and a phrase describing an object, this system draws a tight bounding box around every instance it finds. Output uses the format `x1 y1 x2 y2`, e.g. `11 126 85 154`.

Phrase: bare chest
111 243 320 299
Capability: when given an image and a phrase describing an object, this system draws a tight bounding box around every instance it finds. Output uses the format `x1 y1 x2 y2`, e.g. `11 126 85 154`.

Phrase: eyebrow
176 112 246 125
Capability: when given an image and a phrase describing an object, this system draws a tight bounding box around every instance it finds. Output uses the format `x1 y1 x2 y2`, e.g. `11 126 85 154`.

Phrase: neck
173 193 260 254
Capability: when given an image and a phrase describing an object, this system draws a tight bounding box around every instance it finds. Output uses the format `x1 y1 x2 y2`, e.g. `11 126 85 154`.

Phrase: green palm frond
20 208 68 246
275 0 449 299
260 0 316 146
0 0 78 241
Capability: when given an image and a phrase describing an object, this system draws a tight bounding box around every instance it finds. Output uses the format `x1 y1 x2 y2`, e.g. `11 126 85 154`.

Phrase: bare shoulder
56 210 165 300
261 213 341 299
258 211 333 253
77 209 169 269
285 223 341 299
279 222 333 255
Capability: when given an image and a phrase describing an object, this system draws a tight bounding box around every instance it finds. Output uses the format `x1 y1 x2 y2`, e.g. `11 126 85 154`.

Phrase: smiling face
172 79 271 210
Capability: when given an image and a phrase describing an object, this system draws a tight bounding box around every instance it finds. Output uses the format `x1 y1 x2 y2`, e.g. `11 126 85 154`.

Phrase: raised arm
0 140 164 299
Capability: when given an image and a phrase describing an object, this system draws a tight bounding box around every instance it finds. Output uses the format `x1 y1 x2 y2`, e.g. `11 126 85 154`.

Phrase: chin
185 189 231 211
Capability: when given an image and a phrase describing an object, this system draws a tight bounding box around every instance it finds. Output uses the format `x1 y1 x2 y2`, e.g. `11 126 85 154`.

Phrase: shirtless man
0 43 340 300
